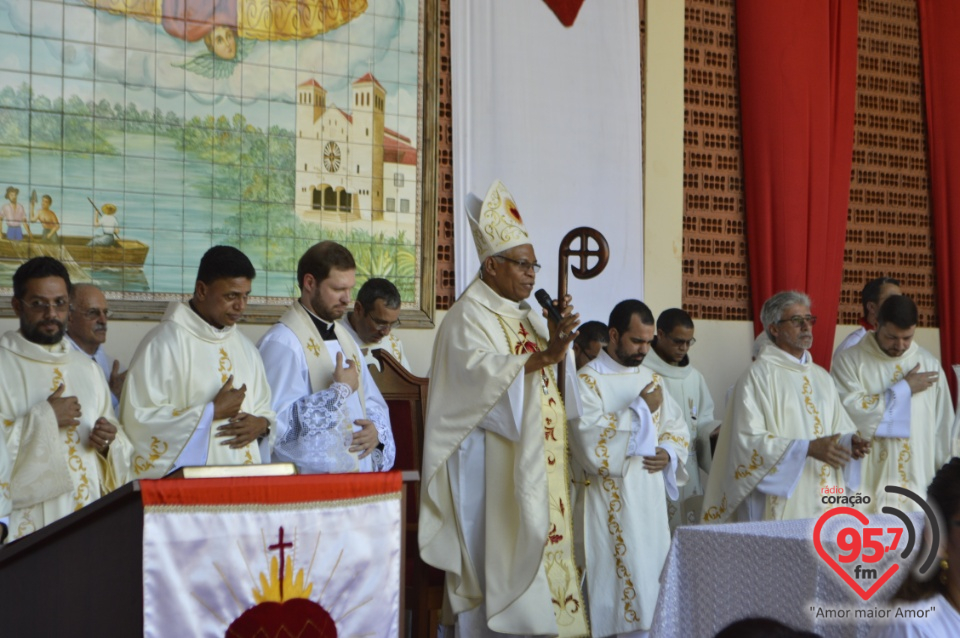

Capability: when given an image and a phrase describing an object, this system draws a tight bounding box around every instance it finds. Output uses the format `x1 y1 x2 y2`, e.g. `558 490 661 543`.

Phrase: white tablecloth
651 513 923 638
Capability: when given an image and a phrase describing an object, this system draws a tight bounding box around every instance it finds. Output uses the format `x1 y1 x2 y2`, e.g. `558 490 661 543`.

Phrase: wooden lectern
0 473 412 637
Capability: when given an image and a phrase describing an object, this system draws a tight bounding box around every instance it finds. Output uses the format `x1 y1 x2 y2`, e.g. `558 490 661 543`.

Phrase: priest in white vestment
1 257 132 542
572 299 689 638
121 247 275 478
258 242 394 474
831 295 955 513
64 283 125 412
641 307 719 530
340 277 412 372
702 290 869 524
419 180 589 637
833 276 901 360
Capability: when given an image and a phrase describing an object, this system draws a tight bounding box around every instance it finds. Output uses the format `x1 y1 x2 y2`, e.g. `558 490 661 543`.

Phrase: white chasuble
571 350 689 636
702 345 857 524
419 279 587 638
831 336 955 513
121 302 275 478
642 348 719 529
0 331 132 540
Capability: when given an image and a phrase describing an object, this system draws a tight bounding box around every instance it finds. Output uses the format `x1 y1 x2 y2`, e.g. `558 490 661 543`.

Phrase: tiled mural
0 0 425 308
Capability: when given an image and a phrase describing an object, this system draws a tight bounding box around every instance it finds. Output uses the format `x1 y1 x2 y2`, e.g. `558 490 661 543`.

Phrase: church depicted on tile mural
295 74 418 224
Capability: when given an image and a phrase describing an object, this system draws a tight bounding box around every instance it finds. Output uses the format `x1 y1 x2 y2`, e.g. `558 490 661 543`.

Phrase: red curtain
737 1 858 368
917 1 960 397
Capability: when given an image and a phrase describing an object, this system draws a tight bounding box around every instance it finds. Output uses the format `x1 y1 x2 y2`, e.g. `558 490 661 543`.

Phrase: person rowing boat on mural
30 192 61 243
87 199 120 247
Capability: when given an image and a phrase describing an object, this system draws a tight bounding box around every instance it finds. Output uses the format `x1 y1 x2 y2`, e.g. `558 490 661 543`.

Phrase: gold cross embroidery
307 338 321 357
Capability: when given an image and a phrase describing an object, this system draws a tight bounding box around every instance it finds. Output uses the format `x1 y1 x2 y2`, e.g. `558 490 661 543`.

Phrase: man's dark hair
877 294 918 330
861 276 900 316
656 308 694 334
196 246 256 284
608 299 655 336
297 241 356 289
13 257 71 299
574 320 608 349
714 617 821 638
357 278 401 311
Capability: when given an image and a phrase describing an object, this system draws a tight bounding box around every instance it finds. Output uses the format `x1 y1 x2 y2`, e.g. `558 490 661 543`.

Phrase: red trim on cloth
542 0 585 27
140 472 402 506
858 317 872 332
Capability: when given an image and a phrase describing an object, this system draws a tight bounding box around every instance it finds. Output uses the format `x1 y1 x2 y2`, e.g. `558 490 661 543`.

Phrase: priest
641 307 719 529
257 242 394 474
0 257 131 541
121 246 275 478
833 276 901 359
831 295 954 512
702 290 869 524
572 299 689 637
419 180 588 637
340 277 411 372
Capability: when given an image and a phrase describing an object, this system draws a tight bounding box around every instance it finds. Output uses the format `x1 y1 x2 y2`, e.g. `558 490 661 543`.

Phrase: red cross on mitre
542 0 586 27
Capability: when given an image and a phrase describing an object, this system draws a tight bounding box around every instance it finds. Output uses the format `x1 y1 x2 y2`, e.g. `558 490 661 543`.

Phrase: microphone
534 289 565 325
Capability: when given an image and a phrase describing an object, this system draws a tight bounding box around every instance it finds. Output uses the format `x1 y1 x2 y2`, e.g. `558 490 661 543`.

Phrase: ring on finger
558 331 567 339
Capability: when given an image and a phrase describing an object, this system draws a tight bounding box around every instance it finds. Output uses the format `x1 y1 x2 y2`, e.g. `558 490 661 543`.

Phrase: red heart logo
542 0 587 27
813 507 900 601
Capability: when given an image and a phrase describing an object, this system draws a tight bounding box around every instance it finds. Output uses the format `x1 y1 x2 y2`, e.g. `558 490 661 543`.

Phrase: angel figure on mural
81 0 368 77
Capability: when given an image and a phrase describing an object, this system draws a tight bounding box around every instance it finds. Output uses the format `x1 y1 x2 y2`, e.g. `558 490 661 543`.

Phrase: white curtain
451 0 644 323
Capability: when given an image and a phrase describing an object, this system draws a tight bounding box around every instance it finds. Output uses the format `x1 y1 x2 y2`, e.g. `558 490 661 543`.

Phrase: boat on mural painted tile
0 235 150 267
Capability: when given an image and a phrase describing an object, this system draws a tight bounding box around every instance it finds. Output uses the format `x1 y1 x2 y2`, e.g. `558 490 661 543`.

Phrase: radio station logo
812 485 942 601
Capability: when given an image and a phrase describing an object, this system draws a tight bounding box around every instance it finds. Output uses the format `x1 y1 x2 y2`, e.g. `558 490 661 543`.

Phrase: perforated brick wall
682 0 937 326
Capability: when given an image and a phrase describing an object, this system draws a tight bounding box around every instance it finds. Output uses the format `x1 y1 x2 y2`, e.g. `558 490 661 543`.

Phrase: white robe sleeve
477 371 524 441
754 439 808 498
170 402 214 472
626 396 657 457
873 380 912 438
359 362 395 471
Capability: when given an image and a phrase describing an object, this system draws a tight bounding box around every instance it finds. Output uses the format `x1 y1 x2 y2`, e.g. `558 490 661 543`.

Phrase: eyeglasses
23 298 69 313
79 307 112 320
372 317 401 330
777 315 817 327
663 334 696 347
495 255 542 273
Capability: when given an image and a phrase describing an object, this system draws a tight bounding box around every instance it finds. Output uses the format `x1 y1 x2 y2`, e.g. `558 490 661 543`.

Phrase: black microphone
535 288 564 325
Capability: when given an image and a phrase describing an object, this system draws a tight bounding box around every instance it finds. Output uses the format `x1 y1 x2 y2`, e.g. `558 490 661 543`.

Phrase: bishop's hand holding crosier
524 293 580 374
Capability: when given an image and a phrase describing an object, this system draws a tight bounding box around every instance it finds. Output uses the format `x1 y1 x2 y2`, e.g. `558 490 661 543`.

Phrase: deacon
65 283 125 411
572 299 689 637
642 307 719 529
0 257 131 541
834 276 901 358
257 242 394 474
702 291 869 523
832 295 955 512
573 319 608 370
419 180 588 637
341 277 411 372
121 246 275 478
